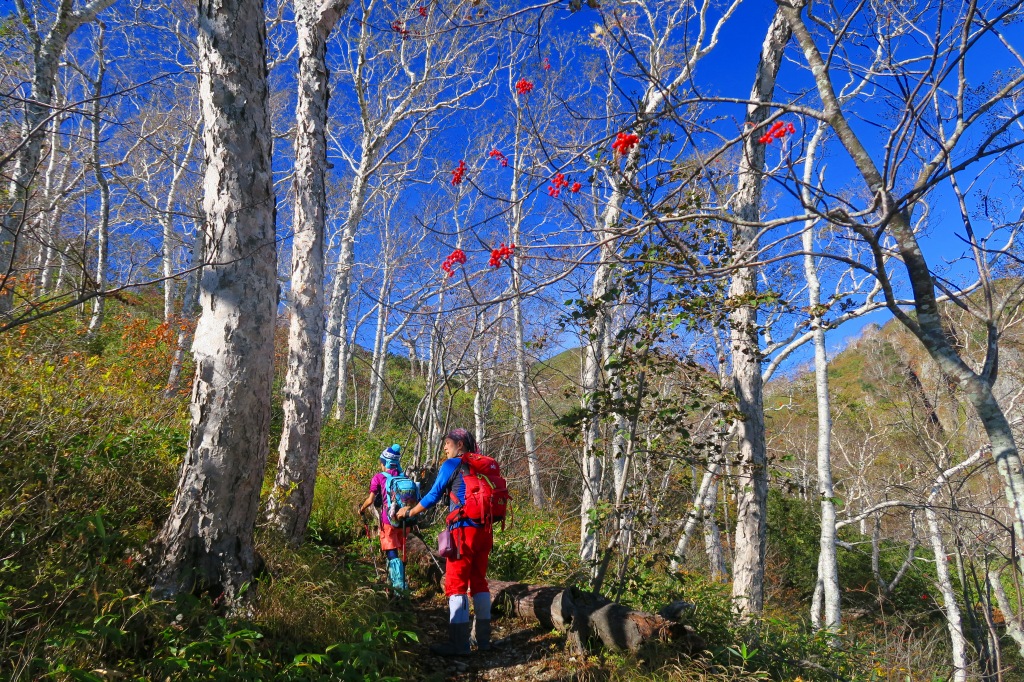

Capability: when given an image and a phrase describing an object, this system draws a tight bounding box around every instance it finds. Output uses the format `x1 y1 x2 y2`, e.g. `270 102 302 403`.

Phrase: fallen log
489 580 575 632
488 581 705 654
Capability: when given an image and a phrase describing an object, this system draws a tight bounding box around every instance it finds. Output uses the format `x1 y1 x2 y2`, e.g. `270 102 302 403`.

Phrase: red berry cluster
516 78 534 95
489 149 509 167
418 5 427 17
547 173 581 198
441 248 467 277
391 20 410 39
543 57 552 70
489 242 515 267
451 160 467 185
612 132 640 156
759 120 796 145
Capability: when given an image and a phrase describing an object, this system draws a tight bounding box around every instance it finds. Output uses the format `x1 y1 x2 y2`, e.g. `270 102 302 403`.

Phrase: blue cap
379 444 401 469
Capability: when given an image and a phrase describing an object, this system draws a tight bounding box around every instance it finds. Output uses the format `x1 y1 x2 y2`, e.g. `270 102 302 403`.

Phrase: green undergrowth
0 302 1005 682
0 306 416 681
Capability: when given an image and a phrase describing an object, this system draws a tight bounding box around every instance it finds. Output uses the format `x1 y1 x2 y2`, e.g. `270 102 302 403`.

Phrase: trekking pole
358 510 371 540
410 528 446 576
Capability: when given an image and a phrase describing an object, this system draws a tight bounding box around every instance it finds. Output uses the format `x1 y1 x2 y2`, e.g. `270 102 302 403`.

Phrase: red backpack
447 453 509 529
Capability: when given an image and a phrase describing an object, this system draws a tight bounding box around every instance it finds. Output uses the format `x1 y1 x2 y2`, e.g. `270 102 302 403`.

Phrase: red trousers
444 525 492 596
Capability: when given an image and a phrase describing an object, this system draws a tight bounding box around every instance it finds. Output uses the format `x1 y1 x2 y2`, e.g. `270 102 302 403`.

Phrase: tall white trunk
366 272 390 432
164 223 204 399
988 567 1024 653
671 452 724 571
784 0 1024 570
728 8 790 619
267 0 347 541
581 249 613 565
3 0 116 315
162 132 198 322
322 161 369 421
506 116 544 505
35 104 65 291
702 478 727 581
924 449 985 682
474 311 487 443
802 123 841 632
150 0 277 599
86 28 108 338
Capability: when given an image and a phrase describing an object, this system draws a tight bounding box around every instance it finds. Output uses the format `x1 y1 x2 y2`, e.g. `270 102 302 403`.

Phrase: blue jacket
420 456 481 529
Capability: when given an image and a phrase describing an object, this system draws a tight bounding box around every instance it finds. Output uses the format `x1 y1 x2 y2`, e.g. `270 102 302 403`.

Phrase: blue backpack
384 471 421 528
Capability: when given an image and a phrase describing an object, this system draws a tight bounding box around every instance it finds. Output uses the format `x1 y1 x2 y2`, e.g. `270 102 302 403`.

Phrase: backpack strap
444 456 466 523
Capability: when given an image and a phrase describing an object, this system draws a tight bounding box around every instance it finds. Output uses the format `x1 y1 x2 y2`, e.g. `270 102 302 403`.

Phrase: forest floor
409 594 571 682
359 554 577 682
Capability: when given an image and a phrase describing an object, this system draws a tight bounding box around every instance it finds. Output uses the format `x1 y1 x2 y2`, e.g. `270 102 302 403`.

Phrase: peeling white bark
86 28 109 339
924 448 985 682
801 122 840 632
266 0 349 541
728 8 791 619
150 0 277 599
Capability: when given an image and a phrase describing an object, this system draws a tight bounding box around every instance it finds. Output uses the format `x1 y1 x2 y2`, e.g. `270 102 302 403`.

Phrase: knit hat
379 443 402 470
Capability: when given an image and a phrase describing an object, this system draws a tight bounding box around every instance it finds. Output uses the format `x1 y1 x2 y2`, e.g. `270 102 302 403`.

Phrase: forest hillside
2 296 1021 681
3 1 1024 680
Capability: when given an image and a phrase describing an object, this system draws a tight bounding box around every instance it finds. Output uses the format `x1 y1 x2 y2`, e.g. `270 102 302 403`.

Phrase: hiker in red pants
396 428 508 657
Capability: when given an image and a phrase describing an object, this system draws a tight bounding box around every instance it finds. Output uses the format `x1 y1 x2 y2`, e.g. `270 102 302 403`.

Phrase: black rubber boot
430 621 471 657
472 618 492 651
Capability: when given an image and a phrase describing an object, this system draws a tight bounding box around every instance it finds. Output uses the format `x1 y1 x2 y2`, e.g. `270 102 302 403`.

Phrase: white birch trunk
581 250 613 565
321 161 369 420
3 0 116 316
266 0 347 541
86 28 108 338
728 8 790 619
924 449 985 682
507 112 544 506
150 0 277 599
987 567 1024 653
164 224 204 399
801 123 841 632
35 105 65 291
671 453 724 571
702 473 727 581
474 311 487 443
366 272 391 432
162 132 198 323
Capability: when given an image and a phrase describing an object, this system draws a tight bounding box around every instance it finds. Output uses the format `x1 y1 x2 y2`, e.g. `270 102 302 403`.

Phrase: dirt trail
359 531 579 680
407 593 571 682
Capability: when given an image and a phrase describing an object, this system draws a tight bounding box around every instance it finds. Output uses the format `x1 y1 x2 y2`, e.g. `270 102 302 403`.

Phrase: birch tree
724 8 789 618
150 0 277 598
320 0 496 421
578 0 740 568
266 0 349 542
85 23 109 338
778 0 1024 570
4 0 117 317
